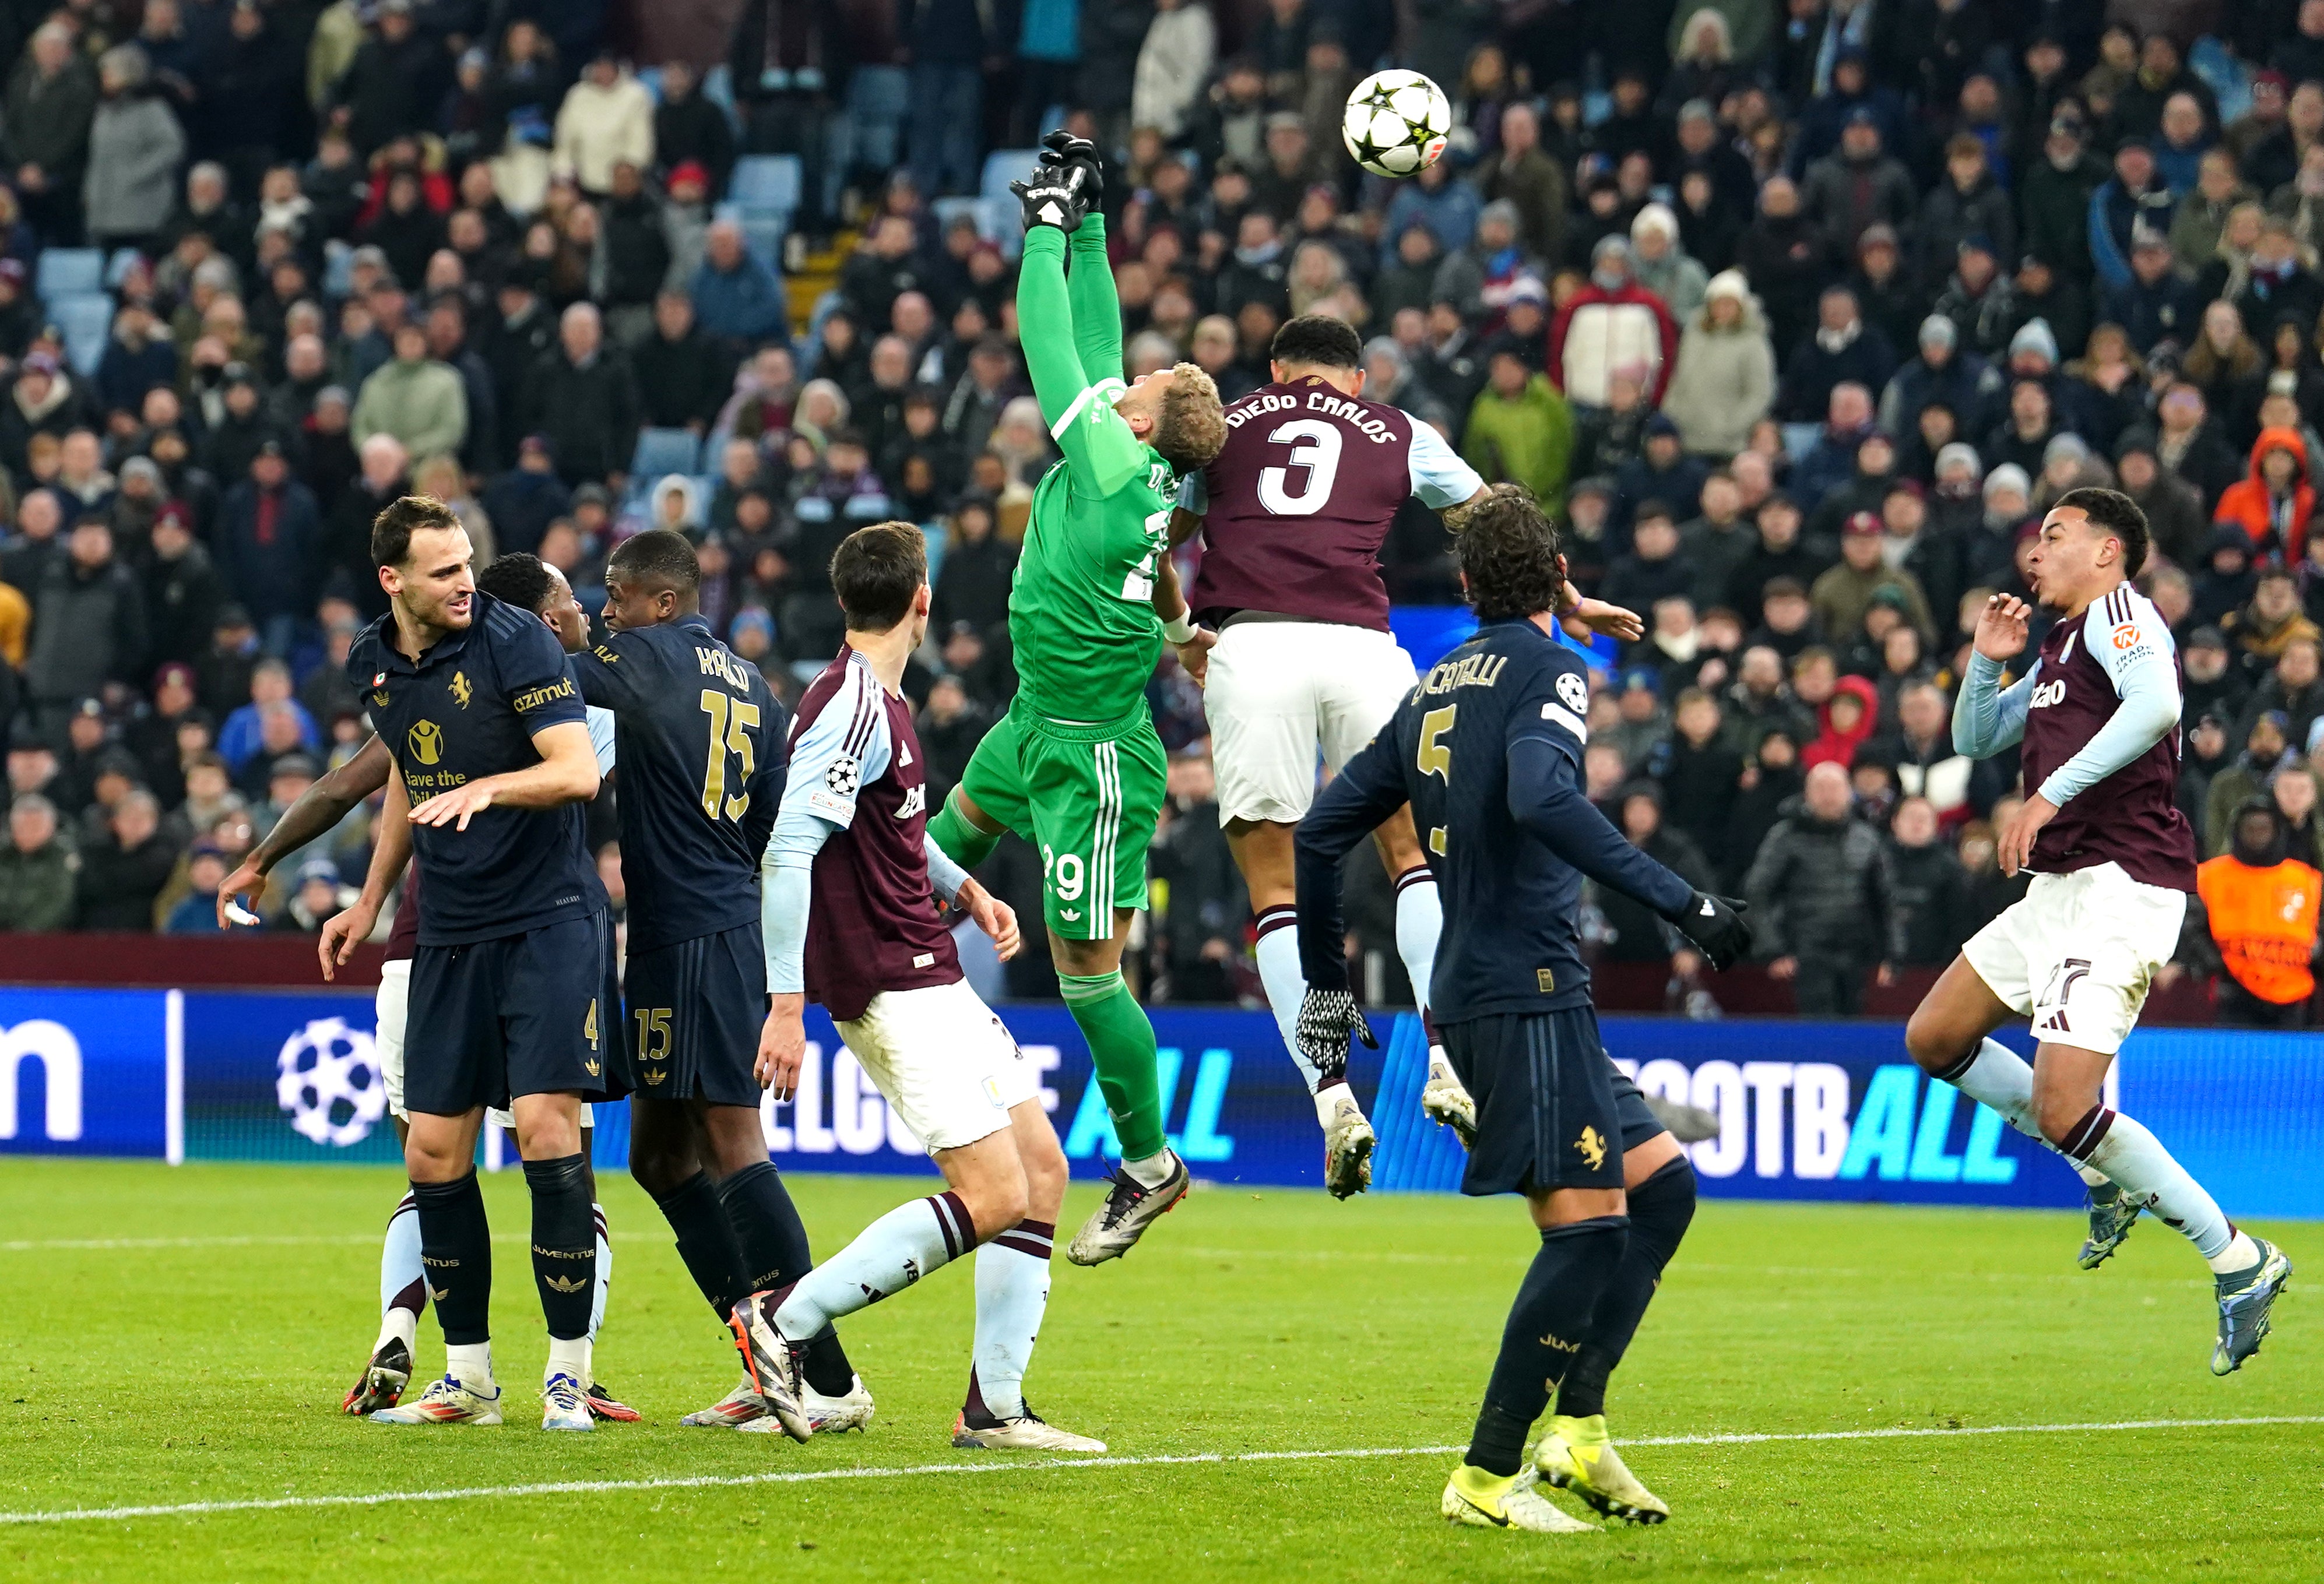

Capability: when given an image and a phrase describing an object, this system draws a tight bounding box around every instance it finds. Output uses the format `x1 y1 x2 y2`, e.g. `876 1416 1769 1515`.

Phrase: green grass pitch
2 1158 2319 1581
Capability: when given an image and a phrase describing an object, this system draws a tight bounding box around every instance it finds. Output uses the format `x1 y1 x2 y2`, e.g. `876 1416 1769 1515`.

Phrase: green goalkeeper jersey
1007 222 1176 723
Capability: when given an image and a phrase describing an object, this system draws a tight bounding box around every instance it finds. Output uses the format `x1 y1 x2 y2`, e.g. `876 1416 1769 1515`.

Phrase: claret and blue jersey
349 589 605 945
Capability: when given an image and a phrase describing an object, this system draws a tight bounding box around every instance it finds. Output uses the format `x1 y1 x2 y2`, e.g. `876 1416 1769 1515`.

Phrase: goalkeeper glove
1295 986 1378 1088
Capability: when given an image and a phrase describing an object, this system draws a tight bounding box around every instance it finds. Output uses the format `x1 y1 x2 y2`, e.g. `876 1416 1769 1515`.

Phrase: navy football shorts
404 909 623 1116
1609 1063 1667 1154
623 923 768 1108
1441 1004 1626 1196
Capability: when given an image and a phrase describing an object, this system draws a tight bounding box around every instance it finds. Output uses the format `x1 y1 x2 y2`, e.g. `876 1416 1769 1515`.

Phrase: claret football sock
376 1192 426 1355
1059 969 1168 1161
969 1219 1056 1421
776 1191 976 1337
410 1172 493 1347
653 1171 750 1319
1557 1159 1696 1421
522 1153 597 1343
1469 1216 1629 1477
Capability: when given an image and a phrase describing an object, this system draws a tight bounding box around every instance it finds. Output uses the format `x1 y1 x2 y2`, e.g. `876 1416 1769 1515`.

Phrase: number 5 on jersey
1418 705 1453 856
698 690 761 821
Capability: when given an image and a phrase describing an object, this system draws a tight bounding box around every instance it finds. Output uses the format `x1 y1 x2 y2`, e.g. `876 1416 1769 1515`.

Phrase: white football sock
1941 1039 2115 1186
1253 908 1323 1091
971 1220 1054 1421
776 1192 972 1336
1123 1149 1176 1189
589 1203 610 1342
2074 1108 2247 1269
1393 868 1441 1011
545 1335 589 1384
375 1193 426 1353
446 1341 493 1390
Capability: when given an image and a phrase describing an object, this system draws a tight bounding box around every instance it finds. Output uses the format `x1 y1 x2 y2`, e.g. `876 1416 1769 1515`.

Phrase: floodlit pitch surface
2 1159 2318 1581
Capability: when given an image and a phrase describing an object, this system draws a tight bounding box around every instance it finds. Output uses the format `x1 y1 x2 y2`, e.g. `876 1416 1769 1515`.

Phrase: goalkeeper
925 133 1228 1266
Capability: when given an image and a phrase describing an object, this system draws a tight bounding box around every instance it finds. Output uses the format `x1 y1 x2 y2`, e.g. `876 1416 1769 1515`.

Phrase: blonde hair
1153 361 1226 473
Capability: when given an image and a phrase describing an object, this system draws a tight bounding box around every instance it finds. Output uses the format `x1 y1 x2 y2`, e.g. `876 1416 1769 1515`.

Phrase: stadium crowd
0 0 2321 1022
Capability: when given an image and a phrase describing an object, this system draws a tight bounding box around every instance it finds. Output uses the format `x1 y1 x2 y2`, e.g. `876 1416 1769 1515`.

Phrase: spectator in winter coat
480 435 572 558
73 788 173 930
214 442 322 647
2104 226 2206 354
5 22 96 242
521 304 640 489
351 322 467 464
1791 382 1878 508
2214 425 2317 563
1884 794 1972 966
1661 270 1776 457
2021 110 2108 283
1549 237 1679 406
1601 505 1698 615
1743 760 1897 1013
1919 135 2017 291
1380 158 1482 266
1879 314 2000 438
1132 0 1217 140
0 794 76 932
86 44 189 249
2238 636 2324 755
690 220 789 349
651 61 734 198
2089 139 2179 293
1735 175 1829 354
1799 109 1915 260
94 301 179 421
1476 103 1567 265
1430 200 1544 328
24 520 145 716
1463 348 1574 512
553 53 654 197
1776 285 1897 422
1595 783 1717 965
1812 513 1935 649
2115 428 2211 569
1630 203 1708 325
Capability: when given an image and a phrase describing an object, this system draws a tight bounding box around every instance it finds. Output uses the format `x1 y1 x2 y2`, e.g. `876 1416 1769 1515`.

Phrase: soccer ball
276 1016 387 1148
1342 70 1452 178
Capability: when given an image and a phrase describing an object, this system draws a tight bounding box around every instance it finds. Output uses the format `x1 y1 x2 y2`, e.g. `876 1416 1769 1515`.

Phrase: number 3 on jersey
697 690 761 821
1258 419 1344 516
1120 508 1170 601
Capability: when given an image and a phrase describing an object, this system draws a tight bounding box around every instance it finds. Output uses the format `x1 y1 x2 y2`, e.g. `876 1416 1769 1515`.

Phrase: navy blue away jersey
1296 618 1692 1023
350 590 606 946
571 615 789 953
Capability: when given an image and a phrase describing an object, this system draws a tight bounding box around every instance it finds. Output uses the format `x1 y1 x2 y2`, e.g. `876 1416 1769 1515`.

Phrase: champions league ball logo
275 1018 387 1147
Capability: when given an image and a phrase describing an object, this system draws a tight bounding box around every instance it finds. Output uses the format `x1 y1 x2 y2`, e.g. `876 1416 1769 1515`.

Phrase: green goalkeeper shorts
959 698 1167 942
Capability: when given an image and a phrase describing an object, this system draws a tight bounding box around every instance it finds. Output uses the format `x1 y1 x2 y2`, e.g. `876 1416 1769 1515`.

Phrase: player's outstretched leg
1906 958 2134 1266
955 1101 1104 1451
344 1188 424 1416
1538 1142 1696 1525
1059 949 1190 1264
372 1141 503 1425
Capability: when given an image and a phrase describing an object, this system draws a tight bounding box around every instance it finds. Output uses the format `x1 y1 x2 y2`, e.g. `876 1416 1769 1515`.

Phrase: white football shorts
835 977 1039 1154
1203 619 1419 825
1962 861 2187 1056
375 957 592 1133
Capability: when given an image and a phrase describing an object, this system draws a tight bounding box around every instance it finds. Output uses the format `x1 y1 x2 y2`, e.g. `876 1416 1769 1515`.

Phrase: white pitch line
5 1416 2319 1528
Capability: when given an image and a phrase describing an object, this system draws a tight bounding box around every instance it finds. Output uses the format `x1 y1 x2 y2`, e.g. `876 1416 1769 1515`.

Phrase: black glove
1667 890 1753 972
1295 986 1378 1087
1039 128 1103 211
1010 160 1092 235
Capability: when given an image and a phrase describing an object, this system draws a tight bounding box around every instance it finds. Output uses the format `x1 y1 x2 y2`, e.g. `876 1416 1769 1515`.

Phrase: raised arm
1067 214 1123 386
1953 594 2039 758
221 733 392 924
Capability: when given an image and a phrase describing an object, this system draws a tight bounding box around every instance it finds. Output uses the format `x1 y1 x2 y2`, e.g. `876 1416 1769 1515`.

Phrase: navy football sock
1467 1215 1629 1476
410 1172 493 1346
523 1153 597 1343
1557 1160 1696 1421
719 1160 856 1395
652 1171 750 1321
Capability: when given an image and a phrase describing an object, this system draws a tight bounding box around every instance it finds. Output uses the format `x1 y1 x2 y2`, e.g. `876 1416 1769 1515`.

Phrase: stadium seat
323 241 353 298
980 149 1042 199
103 248 142 290
630 428 702 483
702 63 739 133
52 293 112 376
635 65 663 104
729 155 801 217
1782 423 1822 462
35 248 103 300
